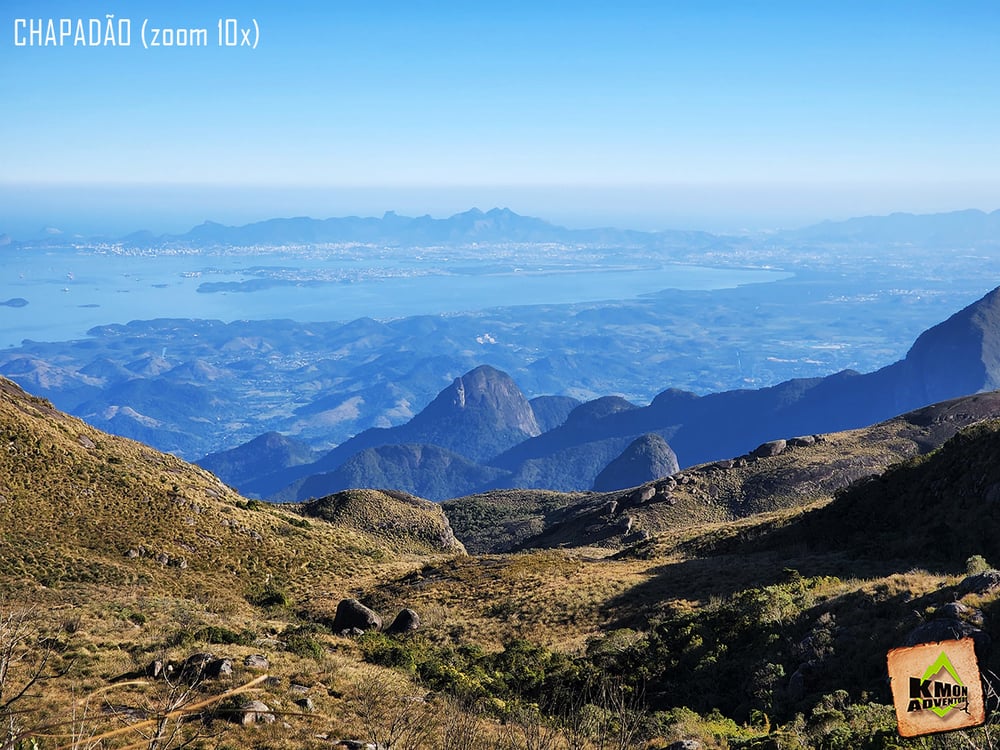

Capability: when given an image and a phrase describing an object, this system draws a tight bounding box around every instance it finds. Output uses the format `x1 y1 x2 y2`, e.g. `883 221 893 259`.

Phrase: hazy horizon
3 2 1000 240
2 181 999 241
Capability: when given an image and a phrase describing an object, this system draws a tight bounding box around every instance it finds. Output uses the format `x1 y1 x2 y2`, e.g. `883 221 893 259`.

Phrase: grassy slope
7 374 1000 748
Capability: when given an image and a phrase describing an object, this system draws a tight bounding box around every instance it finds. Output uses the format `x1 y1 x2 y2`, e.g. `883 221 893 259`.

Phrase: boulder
332 598 382 634
633 485 656 503
667 741 703 750
205 657 233 679
235 699 275 725
244 653 270 670
144 659 165 679
386 608 421 634
751 439 787 459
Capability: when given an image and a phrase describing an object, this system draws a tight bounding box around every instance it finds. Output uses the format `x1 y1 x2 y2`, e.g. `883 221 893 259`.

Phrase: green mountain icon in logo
922 651 966 718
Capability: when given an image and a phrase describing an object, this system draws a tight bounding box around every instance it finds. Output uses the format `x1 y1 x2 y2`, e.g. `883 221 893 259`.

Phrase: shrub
247 582 291 609
196 625 256 646
967 554 992 575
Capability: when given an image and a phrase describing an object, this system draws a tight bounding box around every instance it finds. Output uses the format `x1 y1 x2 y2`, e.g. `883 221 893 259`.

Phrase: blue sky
1 1 999 235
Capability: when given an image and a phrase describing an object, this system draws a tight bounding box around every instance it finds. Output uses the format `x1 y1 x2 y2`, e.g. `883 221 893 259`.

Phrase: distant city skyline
2 1 999 236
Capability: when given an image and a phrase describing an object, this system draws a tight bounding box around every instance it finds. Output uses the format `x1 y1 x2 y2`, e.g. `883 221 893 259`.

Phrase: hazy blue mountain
319 364 540 466
592 433 679 492
126 207 718 248
255 364 544 497
198 431 319 491
897 284 1000 405
290 443 510 502
502 285 1000 475
257 285 1000 499
786 208 1000 246
527 395 581 432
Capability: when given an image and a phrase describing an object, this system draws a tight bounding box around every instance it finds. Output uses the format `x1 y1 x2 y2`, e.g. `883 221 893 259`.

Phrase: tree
0 604 63 750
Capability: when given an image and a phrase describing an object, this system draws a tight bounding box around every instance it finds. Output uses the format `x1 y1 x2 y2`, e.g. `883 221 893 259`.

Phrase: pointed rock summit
404 365 541 462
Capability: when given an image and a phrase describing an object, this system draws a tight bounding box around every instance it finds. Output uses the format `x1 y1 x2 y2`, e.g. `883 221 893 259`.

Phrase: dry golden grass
6 376 1000 748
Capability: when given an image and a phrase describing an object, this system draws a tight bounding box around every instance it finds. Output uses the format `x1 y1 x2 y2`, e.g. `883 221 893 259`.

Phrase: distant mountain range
124 207 718 249
8 206 1000 247
786 207 1000 245
204 284 1000 502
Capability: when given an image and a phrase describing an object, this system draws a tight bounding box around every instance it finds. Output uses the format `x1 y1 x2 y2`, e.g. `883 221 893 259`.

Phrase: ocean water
0 248 790 347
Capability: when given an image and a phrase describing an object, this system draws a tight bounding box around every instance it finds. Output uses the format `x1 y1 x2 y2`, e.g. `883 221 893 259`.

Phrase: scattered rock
145 659 165 679
295 696 315 712
667 740 703 750
205 657 232 679
789 435 816 447
632 486 655 503
387 608 421 634
244 653 270 670
751 439 787 459
234 699 275 725
958 569 1000 597
331 598 383 634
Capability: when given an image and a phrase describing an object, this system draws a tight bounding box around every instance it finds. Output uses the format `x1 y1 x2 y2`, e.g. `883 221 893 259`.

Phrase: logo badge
887 638 986 737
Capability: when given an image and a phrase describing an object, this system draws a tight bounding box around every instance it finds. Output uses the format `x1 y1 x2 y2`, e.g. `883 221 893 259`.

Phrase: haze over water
1 249 788 348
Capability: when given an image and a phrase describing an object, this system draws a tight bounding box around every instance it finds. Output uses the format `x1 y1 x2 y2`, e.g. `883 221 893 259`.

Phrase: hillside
0 375 461 594
9 374 1000 747
782 417 1000 564
446 390 1000 553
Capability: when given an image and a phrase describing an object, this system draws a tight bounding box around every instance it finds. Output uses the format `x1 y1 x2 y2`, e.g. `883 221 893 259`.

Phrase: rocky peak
428 365 540 436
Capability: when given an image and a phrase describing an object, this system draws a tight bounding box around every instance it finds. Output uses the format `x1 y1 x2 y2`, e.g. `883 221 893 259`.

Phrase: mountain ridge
238 283 1000 501
9 205 1000 247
